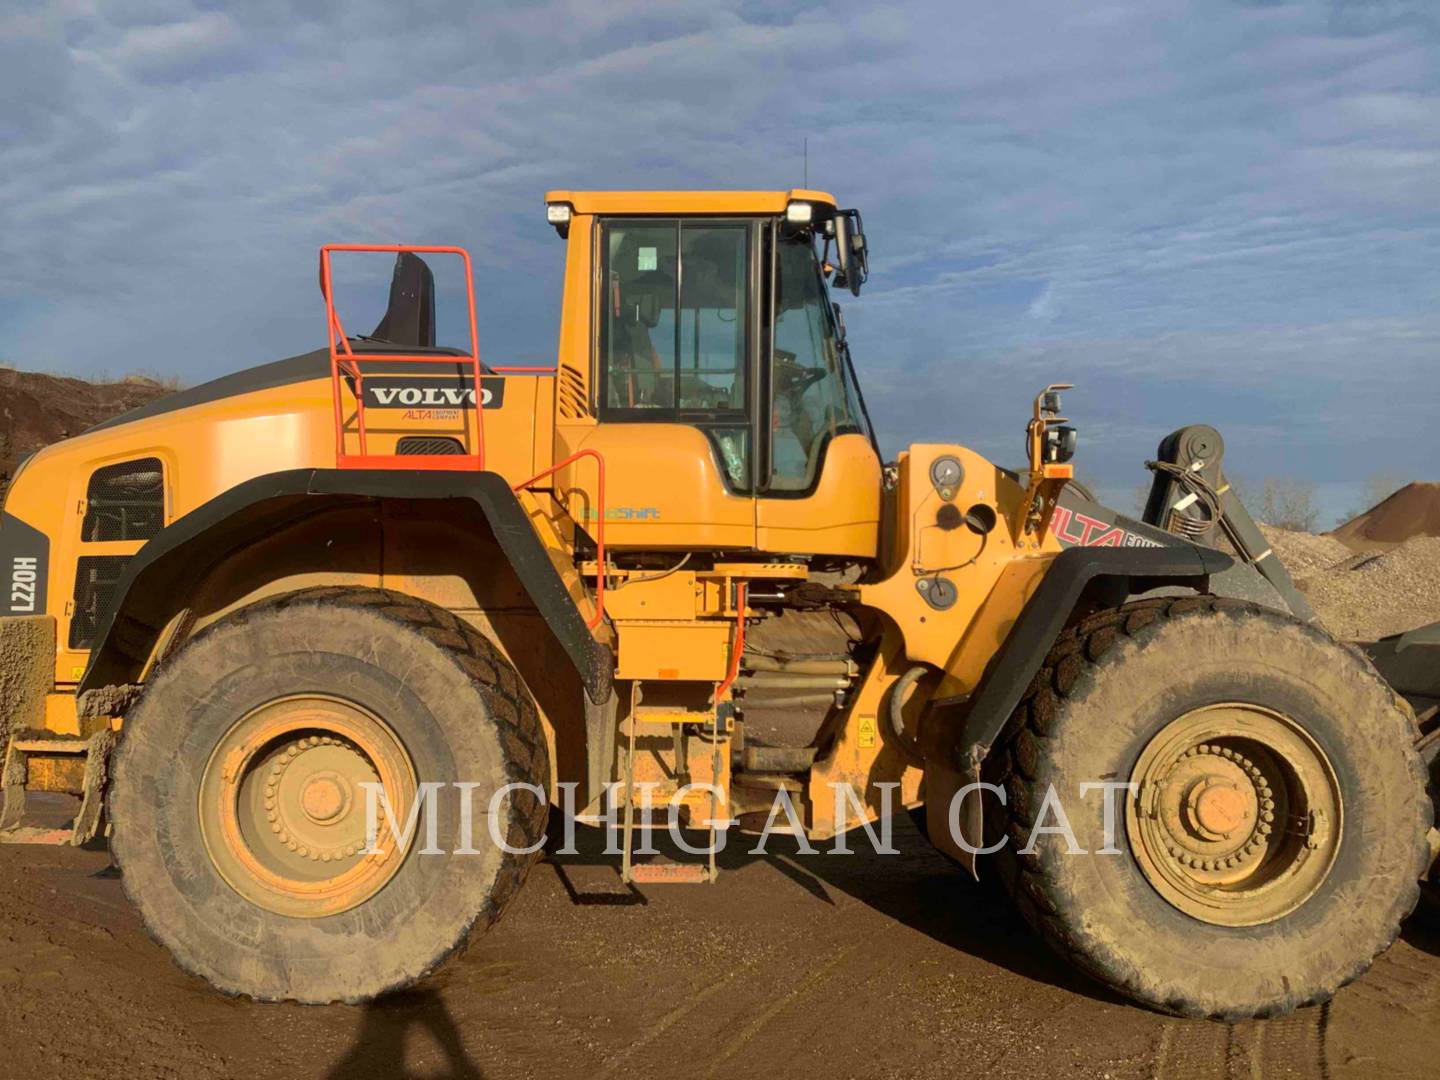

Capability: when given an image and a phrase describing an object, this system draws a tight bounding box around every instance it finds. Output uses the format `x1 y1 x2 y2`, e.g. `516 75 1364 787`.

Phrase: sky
1 1 1437 524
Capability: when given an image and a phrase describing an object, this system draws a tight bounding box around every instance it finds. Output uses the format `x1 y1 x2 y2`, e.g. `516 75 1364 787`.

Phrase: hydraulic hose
888 665 931 761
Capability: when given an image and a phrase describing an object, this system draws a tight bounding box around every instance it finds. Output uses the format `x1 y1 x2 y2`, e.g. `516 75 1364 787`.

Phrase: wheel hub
1127 704 1341 926
1190 778 1246 838
265 739 375 861
198 696 418 918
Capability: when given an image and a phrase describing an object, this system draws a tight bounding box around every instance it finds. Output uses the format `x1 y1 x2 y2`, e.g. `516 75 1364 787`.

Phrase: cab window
768 237 865 492
599 219 751 488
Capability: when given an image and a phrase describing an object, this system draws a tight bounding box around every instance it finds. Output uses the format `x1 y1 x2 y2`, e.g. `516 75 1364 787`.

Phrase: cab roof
544 189 837 216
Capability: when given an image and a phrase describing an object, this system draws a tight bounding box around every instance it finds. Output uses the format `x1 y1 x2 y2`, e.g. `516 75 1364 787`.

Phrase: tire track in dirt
699 945 858 1078
1149 1001 1329 1080
593 960 762 1079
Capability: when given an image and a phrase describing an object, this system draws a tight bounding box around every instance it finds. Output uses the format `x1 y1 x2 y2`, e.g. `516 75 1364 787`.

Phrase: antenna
803 137 808 188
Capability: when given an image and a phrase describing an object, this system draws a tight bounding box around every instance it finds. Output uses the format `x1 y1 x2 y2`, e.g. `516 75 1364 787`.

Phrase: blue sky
2 1 1437 521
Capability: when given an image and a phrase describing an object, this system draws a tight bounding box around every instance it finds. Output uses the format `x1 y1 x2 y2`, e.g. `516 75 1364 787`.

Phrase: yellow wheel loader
0 190 1432 1017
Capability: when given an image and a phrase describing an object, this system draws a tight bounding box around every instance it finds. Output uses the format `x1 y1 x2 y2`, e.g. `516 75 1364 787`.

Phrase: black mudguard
78 468 612 704
1054 484 1301 617
954 542 1233 768
925 541 1230 875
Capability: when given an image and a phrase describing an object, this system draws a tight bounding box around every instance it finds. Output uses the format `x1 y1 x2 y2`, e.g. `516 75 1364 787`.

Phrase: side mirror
832 212 854 294
832 210 867 296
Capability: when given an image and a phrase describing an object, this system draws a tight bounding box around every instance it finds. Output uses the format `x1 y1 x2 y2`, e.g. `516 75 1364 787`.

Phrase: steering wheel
774 349 828 394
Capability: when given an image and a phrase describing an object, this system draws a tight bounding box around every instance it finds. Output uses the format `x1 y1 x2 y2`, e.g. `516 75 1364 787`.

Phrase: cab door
754 223 882 559
558 217 759 551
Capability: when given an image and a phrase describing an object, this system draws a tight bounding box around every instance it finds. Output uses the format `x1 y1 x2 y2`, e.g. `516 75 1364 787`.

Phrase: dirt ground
1 795 1436 1080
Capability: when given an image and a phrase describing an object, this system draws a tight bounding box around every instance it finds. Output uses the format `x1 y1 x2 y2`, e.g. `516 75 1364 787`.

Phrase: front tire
989 596 1431 1019
110 586 550 1003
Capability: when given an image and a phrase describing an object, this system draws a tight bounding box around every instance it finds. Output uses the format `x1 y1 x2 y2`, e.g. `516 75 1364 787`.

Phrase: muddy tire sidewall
110 589 548 1003
1001 601 1429 1018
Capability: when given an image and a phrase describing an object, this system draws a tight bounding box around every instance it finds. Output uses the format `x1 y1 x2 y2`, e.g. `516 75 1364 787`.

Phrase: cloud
0 0 1436 491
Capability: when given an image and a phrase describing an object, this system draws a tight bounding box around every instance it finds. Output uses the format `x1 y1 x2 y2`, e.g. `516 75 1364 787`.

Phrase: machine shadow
1403 893 1440 958
327 988 485 1080
543 809 1127 1010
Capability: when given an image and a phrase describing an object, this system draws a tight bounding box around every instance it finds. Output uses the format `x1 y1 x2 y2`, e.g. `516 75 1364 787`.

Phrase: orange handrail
319 244 486 470
713 583 749 704
514 449 607 629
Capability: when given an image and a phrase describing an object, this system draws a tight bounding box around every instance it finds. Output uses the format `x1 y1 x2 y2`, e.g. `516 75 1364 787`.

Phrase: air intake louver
558 363 588 419
396 436 466 456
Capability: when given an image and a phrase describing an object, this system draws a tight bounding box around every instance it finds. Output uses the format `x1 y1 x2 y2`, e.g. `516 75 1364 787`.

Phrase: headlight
545 201 573 237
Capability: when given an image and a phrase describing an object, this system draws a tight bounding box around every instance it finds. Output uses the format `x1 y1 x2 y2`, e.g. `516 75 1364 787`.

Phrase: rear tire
109 586 550 1003
987 596 1431 1019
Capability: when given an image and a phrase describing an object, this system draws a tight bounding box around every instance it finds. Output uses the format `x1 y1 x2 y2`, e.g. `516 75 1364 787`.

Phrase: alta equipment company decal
360 376 506 410
1050 504 1162 548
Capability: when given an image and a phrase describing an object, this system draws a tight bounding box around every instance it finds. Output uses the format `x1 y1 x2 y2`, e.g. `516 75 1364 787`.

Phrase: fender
955 543 1233 765
926 542 1232 874
78 468 613 703
1054 483 1301 618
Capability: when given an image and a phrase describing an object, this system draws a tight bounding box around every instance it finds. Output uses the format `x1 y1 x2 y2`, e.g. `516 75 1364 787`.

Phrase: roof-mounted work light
546 201 573 237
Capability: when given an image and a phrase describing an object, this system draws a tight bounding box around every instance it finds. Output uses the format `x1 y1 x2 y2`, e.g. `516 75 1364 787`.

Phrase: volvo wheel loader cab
0 188 1430 1018
544 190 882 558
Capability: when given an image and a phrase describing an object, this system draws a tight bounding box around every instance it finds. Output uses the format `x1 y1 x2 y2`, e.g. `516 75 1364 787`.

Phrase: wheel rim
198 695 417 918
1126 703 1342 927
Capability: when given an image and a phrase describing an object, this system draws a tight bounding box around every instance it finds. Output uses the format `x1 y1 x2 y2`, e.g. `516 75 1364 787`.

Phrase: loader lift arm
1142 424 1316 624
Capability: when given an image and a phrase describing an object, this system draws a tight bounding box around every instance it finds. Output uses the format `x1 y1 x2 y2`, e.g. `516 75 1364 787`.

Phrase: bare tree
1258 477 1319 533
1132 478 1151 517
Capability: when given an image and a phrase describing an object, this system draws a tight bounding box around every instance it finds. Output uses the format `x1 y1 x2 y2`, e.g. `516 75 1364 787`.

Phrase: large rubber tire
109 586 550 1003
987 595 1432 1019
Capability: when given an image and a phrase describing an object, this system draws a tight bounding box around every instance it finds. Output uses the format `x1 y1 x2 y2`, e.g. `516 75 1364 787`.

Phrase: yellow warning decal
857 716 877 748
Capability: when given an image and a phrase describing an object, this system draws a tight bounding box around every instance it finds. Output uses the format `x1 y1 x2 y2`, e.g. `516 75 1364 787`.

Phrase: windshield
769 235 871 491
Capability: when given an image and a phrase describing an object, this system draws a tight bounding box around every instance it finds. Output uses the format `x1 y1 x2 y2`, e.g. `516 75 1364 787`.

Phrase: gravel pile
1262 523 1440 641
1260 525 1352 577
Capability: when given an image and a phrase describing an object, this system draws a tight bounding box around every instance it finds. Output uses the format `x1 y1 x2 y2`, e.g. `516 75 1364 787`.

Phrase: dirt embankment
1333 482 1440 549
0 367 173 501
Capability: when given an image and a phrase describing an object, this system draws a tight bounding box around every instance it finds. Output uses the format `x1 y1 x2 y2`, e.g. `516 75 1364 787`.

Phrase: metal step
0 826 74 846
628 861 712 885
1 730 114 846
618 691 724 886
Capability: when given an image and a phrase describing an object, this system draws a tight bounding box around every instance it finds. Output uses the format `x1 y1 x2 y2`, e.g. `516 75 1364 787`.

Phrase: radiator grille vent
69 555 131 650
83 458 164 541
396 436 466 456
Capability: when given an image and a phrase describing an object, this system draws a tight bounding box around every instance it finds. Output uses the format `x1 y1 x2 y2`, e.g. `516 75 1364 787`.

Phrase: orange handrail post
713 583 749 704
320 244 487 471
513 449 607 629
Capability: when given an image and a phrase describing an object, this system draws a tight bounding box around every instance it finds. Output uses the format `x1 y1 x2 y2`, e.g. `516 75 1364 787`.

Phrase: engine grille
82 458 164 541
69 555 131 650
396 436 465 456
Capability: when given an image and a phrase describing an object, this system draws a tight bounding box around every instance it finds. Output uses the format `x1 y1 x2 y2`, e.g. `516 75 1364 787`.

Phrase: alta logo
361 377 505 410
1051 505 1162 548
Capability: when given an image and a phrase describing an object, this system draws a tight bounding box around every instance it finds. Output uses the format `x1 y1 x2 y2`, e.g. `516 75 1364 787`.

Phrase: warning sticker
858 717 877 749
